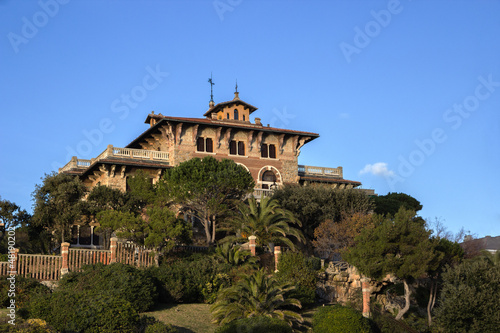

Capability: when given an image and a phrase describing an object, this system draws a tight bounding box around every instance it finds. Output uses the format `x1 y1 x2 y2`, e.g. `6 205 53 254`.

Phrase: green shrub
275 251 318 306
145 321 178 333
29 291 141 332
0 275 50 316
215 316 292 333
312 305 373 333
0 318 57 333
57 262 157 312
148 253 232 303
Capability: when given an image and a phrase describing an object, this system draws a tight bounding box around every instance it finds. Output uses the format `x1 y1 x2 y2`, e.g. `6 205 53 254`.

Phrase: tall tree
158 156 254 246
223 196 304 251
343 208 440 320
31 172 88 245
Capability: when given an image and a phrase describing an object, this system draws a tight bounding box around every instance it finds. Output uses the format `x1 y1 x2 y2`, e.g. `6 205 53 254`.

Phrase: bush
145 321 178 333
215 316 292 333
0 275 50 316
275 251 319 306
312 305 373 333
148 253 232 303
57 262 157 312
29 291 141 332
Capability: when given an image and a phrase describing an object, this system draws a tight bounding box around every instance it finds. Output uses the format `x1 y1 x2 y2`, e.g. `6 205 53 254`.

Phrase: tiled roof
129 114 319 148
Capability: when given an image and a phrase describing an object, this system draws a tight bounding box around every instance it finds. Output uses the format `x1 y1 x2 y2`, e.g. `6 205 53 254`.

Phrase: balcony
59 145 170 173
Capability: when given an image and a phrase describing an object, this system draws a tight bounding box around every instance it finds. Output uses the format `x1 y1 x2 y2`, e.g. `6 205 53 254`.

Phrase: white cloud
359 162 395 178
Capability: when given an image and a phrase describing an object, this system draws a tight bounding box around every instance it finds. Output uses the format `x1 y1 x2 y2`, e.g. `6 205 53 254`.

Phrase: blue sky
1 0 499 238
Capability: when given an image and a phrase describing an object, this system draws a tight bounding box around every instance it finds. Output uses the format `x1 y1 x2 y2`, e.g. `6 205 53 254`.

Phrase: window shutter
197 137 205 152
206 138 213 153
261 144 268 158
238 141 245 155
269 144 276 158
230 140 237 155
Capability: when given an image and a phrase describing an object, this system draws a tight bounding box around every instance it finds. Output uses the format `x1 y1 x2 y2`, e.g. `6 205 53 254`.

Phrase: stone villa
60 89 365 247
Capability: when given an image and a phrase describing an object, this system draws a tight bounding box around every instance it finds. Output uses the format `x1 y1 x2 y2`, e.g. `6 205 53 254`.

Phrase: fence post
9 248 19 275
61 242 70 276
248 235 256 256
274 246 281 272
361 277 371 318
110 237 118 263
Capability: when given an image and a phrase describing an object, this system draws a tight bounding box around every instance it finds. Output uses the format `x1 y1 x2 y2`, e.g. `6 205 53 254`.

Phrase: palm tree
210 269 303 327
215 242 259 267
223 196 304 251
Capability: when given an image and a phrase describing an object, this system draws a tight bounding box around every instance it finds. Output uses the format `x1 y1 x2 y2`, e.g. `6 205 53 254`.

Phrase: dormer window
234 109 239 120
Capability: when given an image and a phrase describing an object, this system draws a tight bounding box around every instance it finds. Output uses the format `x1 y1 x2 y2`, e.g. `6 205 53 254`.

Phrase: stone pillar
361 277 371 318
248 235 257 256
274 246 281 272
61 242 70 276
110 237 118 263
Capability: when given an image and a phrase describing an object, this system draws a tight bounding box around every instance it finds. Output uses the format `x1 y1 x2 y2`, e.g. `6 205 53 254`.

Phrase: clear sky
1 0 499 238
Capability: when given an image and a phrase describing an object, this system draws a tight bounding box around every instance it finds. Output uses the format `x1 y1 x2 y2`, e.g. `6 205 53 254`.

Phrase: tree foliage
313 212 381 260
372 192 422 217
0 196 31 230
159 156 254 246
434 257 500 333
343 208 440 320
272 184 373 252
31 172 88 244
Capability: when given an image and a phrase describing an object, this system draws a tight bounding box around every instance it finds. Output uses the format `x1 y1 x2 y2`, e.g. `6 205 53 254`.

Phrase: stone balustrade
59 145 170 173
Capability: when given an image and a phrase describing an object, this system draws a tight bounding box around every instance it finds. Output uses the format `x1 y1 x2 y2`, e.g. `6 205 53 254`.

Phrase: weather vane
208 73 215 102
235 79 238 93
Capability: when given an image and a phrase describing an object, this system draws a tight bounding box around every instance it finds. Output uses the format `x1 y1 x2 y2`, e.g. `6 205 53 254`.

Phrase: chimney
255 117 262 126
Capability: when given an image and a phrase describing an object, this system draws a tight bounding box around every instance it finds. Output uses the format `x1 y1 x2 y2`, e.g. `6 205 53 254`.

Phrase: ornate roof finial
233 79 240 100
208 73 215 107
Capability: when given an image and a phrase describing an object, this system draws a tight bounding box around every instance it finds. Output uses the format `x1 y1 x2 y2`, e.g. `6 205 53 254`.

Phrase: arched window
243 114 246 121
234 109 239 120
261 170 277 189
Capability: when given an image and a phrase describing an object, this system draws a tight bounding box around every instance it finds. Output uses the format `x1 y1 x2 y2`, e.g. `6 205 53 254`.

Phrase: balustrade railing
298 165 342 178
59 145 170 172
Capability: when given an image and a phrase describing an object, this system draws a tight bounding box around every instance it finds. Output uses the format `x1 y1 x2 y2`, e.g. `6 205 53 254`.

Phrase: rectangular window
269 144 276 158
206 138 213 153
229 140 237 155
261 143 276 159
261 144 268 158
238 141 245 155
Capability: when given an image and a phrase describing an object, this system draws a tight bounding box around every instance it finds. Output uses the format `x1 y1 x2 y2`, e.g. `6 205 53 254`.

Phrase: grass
145 303 217 333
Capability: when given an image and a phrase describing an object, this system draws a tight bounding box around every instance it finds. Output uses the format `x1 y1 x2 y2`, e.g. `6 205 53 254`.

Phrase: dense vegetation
0 166 493 332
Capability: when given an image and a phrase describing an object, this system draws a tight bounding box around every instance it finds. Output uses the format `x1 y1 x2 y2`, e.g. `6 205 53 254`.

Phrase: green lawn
145 303 217 333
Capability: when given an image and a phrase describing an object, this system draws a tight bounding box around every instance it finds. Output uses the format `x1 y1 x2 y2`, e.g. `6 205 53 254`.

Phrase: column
61 242 70 276
361 277 371 318
110 237 118 263
248 235 257 256
274 246 281 272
